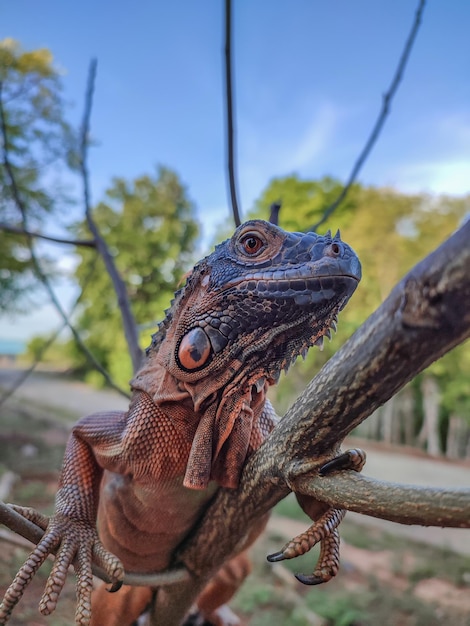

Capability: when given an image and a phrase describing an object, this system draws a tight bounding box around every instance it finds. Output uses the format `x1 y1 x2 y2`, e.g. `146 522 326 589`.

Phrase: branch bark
153 218 470 624
294 473 470 527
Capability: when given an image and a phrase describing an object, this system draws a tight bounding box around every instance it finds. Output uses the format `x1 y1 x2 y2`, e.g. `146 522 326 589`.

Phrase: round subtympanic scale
178 327 212 370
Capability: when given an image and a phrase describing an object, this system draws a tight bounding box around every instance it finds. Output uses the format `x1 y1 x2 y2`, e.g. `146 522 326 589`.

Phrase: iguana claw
267 448 366 584
293 527 342 585
319 447 366 475
7 504 50 530
267 508 345 585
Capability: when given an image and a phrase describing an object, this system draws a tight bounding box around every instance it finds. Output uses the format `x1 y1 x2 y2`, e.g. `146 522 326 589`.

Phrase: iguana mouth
223 270 360 293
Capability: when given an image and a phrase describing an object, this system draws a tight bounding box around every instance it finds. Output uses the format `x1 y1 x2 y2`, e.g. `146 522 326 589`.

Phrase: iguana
0 219 362 626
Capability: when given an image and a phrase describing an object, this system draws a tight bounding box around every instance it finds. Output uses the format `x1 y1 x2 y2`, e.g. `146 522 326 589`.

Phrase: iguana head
132 220 361 489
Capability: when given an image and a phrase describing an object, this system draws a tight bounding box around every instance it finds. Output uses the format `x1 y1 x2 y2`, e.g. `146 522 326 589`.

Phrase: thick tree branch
153 219 470 624
224 0 242 227
79 59 143 374
0 222 96 247
312 0 426 231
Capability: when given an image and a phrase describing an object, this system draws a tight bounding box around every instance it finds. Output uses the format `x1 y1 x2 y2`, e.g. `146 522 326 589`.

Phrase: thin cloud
238 101 343 211
286 103 340 171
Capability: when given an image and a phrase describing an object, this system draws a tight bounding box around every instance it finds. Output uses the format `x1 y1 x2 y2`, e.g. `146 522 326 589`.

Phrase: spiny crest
145 261 205 357
323 228 341 242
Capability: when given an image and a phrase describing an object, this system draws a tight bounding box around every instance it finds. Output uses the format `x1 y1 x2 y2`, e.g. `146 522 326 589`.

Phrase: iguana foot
267 449 366 585
0 513 124 626
267 506 345 582
294 526 341 585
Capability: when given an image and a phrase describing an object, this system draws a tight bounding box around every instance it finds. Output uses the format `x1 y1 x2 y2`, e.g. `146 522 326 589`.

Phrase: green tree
0 38 73 311
252 174 358 233
70 166 199 388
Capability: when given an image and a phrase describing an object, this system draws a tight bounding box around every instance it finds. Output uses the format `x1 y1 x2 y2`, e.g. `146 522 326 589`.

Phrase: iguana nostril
325 242 341 257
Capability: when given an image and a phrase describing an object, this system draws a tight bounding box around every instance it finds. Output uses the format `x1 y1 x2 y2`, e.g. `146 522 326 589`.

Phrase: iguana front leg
0 411 128 626
267 448 366 584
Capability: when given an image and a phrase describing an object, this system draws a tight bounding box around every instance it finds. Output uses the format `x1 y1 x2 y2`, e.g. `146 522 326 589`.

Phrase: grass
0 406 67 477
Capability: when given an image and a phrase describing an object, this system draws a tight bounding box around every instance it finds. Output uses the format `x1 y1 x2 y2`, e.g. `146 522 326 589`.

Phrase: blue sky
1 1 469 342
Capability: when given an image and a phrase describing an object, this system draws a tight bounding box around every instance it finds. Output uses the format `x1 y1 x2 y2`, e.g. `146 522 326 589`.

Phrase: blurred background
1 2 469 625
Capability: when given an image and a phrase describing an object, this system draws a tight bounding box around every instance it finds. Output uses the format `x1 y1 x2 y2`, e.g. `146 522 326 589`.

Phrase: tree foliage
0 39 73 311
70 166 199 387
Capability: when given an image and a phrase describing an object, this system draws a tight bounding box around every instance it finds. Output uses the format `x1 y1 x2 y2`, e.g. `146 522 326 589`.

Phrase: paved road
1 367 469 554
0 367 129 418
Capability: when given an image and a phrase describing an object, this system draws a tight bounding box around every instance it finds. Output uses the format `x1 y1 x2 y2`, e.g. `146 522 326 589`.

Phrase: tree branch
79 59 143 374
0 260 98 409
0 501 189 588
224 0 242 227
312 0 426 231
294 472 470 527
268 201 282 226
0 80 130 399
0 222 96 247
152 219 470 624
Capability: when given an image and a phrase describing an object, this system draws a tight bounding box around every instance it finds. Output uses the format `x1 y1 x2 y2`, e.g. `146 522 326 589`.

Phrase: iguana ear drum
177 327 212 370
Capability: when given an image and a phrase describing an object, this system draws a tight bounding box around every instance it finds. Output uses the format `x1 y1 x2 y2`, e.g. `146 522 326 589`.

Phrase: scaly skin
0 220 361 625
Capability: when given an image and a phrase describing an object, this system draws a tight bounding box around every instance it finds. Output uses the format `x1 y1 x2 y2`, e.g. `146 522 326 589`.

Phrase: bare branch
0 78 130 399
0 222 96 247
0 501 189 588
268 201 282 226
294 472 470 528
0 327 63 409
79 59 143 374
224 0 242 227
312 0 426 231
0 260 98 409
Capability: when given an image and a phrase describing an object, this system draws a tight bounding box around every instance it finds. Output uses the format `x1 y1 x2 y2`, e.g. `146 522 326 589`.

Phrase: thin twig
0 80 130 399
224 0 242 227
79 59 143 374
311 0 426 231
269 201 282 225
0 327 64 409
0 260 99 409
0 501 190 587
0 222 96 247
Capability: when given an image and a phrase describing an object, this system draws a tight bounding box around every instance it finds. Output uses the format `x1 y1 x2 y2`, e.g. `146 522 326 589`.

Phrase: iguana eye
177 327 212 370
240 233 264 255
